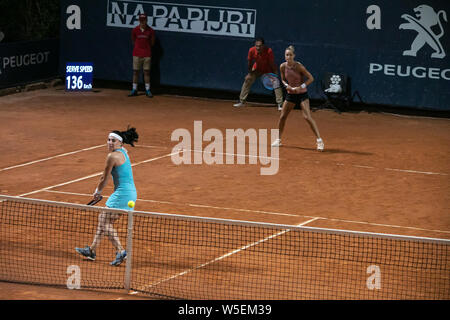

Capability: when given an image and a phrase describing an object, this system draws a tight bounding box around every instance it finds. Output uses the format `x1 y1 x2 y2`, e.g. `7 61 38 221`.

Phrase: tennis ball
127 200 135 208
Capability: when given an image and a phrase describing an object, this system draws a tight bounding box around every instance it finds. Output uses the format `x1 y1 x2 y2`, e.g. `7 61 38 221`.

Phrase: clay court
0 86 449 299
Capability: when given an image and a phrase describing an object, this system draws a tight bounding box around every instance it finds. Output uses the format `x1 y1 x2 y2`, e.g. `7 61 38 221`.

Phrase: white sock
145 83 150 91
132 83 137 90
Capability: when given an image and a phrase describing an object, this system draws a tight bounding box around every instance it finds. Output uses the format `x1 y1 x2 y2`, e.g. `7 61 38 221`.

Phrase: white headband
109 132 123 142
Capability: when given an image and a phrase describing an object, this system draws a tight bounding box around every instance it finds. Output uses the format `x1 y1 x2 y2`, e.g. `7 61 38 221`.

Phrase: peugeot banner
0 39 59 89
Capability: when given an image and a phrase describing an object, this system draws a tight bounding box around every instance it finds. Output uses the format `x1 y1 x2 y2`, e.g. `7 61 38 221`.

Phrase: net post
124 209 134 291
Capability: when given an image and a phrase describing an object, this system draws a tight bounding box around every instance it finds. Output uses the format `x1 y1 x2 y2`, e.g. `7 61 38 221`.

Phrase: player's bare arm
298 63 314 86
280 63 289 88
95 153 115 197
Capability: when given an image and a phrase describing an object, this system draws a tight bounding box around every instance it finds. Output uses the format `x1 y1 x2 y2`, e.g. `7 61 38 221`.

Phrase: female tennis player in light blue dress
76 127 139 266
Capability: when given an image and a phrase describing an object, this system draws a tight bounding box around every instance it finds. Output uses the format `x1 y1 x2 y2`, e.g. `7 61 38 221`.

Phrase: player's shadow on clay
284 145 373 156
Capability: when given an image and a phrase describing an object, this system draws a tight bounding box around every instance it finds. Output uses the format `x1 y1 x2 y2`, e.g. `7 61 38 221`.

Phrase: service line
17 151 180 197
0 145 104 172
44 190 450 235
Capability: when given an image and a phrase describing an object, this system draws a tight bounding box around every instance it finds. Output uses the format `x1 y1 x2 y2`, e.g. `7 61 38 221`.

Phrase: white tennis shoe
316 138 324 151
271 139 282 147
233 102 245 108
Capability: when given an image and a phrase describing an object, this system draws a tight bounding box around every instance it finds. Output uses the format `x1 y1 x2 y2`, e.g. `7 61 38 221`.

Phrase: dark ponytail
112 126 139 147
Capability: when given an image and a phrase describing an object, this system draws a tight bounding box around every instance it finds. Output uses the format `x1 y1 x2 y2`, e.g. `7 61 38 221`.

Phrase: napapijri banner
59 0 449 110
106 1 256 38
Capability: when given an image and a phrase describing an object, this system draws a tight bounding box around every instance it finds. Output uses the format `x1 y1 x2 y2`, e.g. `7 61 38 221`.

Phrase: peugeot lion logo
399 5 448 59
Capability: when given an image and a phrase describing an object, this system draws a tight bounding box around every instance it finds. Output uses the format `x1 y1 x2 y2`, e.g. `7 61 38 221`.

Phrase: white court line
380 112 450 121
130 217 320 294
44 190 450 235
138 144 447 176
384 167 447 176
17 151 180 197
143 144 447 176
335 163 447 176
18 171 103 197
322 217 450 234
352 165 375 169
1 144 168 172
0 144 104 172
343 163 446 176
159 94 275 106
186 148 281 160
14 145 279 198
135 144 169 150
166 147 280 161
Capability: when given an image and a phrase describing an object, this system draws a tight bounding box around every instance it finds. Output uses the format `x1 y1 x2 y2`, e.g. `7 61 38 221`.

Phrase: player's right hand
93 189 102 200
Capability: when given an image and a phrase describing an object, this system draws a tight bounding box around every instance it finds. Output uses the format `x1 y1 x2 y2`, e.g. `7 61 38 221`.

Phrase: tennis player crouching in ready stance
272 45 324 151
76 127 139 266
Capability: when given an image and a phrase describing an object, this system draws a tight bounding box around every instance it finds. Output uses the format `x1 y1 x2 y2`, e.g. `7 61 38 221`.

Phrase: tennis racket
261 73 281 90
87 195 103 206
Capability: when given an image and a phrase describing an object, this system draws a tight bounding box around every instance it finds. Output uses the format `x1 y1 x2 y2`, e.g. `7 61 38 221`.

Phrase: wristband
301 83 306 89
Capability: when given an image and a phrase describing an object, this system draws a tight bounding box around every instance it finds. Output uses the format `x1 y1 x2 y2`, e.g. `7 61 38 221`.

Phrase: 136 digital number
66 75 84 90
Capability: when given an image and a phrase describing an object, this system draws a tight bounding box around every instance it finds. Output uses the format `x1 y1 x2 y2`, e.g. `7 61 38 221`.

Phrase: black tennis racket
87 195 103 206
261 73 281 90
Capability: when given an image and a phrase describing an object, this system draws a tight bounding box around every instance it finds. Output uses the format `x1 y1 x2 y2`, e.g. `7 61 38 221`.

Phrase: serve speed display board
65 62 93 91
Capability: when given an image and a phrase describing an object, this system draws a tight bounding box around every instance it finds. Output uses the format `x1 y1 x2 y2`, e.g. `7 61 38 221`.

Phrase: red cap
138 13 147 20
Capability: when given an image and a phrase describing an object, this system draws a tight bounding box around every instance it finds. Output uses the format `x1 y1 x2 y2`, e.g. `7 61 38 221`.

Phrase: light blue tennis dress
105 148 137 210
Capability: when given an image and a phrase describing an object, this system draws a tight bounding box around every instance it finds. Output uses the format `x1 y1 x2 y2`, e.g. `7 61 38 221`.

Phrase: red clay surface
0 87 449 299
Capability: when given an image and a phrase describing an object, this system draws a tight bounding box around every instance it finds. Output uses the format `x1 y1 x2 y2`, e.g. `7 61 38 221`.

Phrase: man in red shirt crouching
233 37 283 110
128 13 155 98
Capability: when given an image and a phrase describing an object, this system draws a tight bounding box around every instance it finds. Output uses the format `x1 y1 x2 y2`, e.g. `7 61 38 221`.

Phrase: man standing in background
128 13 155 98
233 37 283 110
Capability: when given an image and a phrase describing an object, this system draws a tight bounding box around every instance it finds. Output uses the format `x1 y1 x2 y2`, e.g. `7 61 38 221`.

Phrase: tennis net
0 195 449 299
